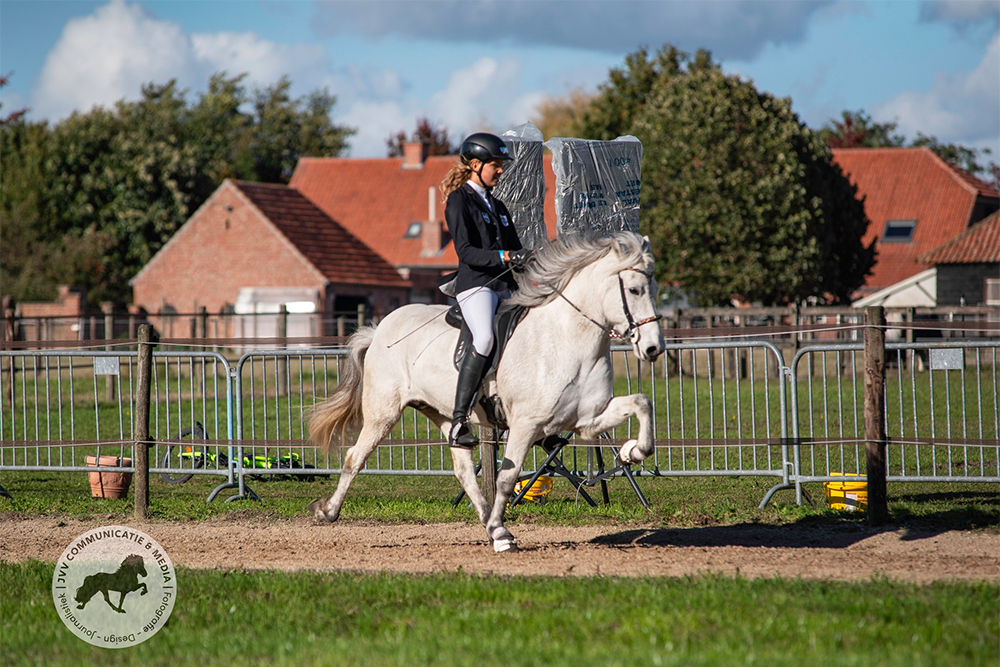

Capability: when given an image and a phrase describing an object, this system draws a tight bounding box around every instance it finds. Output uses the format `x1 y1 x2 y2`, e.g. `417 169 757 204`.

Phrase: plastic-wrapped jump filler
492 122 547 250
544 136 643 238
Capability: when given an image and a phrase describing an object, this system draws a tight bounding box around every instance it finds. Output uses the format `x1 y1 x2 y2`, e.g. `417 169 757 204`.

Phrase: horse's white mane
508 231 651 308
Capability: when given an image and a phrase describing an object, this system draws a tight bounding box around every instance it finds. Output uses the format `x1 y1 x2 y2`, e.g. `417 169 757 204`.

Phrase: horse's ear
641 235 652 253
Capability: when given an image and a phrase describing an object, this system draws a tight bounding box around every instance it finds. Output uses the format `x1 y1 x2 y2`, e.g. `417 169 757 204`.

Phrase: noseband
554 266 662 341
616 268 663 342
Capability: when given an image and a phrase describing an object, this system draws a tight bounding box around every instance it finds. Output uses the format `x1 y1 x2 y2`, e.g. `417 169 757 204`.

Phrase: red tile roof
289 155 557 270
831 147 999 294
233 180 410 288
919 210 1000 264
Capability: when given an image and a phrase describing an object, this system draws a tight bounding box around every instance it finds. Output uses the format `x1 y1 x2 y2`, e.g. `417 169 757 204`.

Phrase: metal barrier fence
788 340 999 504
1 336 997 506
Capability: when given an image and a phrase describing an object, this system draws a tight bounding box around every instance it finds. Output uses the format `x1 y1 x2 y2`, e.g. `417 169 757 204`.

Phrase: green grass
1 469 996 532
3 560 997 667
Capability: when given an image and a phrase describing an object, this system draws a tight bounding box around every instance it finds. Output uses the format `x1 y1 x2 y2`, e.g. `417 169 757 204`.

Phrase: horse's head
122 553 147 577
599 234 665 362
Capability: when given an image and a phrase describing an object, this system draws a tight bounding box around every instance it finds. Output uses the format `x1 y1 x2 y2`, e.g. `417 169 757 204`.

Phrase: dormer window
404 222 422 238
882 219 916 242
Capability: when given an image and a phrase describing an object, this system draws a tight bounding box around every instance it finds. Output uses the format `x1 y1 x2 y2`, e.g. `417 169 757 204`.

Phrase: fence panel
0 350 233 494
790 340 1000 490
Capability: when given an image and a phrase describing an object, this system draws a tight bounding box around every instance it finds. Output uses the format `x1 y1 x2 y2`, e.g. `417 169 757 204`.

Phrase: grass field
3 560 997 667
2 471 997 666
1 465 998 529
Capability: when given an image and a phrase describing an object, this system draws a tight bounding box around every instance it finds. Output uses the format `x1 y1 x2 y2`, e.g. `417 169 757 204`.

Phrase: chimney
402 141 426 169
421 186 442 256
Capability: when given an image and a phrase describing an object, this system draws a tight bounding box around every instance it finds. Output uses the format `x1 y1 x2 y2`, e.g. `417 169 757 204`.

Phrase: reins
551 266 662 342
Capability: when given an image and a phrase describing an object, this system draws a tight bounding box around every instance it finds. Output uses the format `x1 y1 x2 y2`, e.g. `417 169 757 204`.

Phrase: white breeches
456 286 499 356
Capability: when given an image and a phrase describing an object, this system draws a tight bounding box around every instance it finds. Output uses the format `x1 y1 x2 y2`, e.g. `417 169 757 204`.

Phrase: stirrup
448 420 479 449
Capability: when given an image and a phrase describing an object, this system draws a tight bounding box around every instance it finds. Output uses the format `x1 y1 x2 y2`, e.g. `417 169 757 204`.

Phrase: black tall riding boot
449 350 489 448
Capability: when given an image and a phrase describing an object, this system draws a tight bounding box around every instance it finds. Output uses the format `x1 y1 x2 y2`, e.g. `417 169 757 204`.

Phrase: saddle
446 300 526 373
446 300 527 429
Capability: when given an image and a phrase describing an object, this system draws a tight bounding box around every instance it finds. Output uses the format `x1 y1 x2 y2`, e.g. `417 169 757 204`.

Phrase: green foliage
820 110 999 188
634 51 872 304
0 73 355 307
570 46 874 305
910 132 995 177
819 110 906 148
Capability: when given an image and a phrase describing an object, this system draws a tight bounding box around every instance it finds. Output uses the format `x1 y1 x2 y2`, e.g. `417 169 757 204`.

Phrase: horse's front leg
138 583 148 596
578 394 655 464
485 428 538 553
449 445 490 525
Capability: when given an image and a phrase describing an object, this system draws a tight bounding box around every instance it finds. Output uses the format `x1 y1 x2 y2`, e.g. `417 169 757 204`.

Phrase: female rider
440 132 529 448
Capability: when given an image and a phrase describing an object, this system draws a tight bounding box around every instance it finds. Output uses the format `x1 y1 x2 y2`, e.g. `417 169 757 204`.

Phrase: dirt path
2 514 997 582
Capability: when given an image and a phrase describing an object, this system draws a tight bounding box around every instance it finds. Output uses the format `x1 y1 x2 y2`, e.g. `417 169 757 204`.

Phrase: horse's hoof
618 439 644 465
490 527 518 553
307 499 330 521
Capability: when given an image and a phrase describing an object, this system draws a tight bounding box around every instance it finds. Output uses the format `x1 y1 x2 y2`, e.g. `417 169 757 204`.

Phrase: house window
986 278 1000 306
404 222 422 238
882 219 916 242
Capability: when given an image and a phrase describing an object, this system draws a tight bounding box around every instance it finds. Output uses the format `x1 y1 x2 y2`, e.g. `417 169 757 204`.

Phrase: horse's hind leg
309 416 395 522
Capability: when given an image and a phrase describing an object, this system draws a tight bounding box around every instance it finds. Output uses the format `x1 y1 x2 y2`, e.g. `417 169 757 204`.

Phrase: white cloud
191 32 328 91
873 33 1000 155
26 1 560 157
33 0 198 119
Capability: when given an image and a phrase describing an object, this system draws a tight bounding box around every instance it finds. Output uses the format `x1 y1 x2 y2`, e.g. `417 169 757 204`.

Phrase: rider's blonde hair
439 161 474 202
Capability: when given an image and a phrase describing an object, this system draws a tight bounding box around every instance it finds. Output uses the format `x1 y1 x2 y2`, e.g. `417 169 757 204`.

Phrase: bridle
553 267 662 342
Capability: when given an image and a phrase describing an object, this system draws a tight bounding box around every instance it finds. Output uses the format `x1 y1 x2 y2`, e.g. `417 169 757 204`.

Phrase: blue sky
1 0 997 160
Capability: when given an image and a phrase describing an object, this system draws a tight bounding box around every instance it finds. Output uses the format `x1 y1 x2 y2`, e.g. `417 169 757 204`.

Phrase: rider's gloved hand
506 249 532 268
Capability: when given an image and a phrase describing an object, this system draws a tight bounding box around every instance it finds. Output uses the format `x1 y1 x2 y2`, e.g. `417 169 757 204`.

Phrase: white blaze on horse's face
614 261 665 362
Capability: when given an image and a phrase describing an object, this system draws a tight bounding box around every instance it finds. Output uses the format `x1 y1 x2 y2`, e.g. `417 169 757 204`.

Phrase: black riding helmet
460 132 512 190
460 132 513 165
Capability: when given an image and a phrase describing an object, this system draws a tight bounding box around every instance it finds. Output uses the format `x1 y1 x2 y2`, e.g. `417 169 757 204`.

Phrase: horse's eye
629 287 641 296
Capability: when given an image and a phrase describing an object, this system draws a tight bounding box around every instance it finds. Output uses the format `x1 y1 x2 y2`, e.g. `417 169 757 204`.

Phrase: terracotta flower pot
85 455 133 499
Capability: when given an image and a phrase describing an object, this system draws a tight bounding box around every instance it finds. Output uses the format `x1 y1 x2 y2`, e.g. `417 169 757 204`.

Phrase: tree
821 109 998 188
1 73 356 306
0 72 28 125
592 47 874 305
910 132 995 179
386 117 454 157
530 87 595 140
575 45 686 141
819 110 904 148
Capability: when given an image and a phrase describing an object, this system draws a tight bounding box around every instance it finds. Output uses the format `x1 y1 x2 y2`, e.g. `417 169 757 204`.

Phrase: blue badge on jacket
500 214 509 227
482 212 491 225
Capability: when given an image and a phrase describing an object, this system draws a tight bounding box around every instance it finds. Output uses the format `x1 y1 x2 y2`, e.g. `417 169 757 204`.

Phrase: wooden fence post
134 324 155 520
864 306 889 526
102 302 115 402
277 304 288 397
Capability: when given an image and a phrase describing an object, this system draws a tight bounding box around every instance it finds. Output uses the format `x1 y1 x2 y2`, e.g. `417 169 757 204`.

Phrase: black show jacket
445 182 522 294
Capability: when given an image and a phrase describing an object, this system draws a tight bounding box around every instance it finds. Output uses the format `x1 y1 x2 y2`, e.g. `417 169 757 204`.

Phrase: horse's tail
309 326 376 454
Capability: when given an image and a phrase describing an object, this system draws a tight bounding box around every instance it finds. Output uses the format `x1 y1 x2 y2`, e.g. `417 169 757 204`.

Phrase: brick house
130 179 410 334
290 143 557 304
831 147 999 302
918 210 1000 306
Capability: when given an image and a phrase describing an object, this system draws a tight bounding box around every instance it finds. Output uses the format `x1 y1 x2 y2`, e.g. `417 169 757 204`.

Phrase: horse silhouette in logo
75 553 148 613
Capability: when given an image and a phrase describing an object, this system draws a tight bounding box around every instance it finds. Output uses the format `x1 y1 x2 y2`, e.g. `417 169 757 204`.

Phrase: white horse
308 231 665 552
